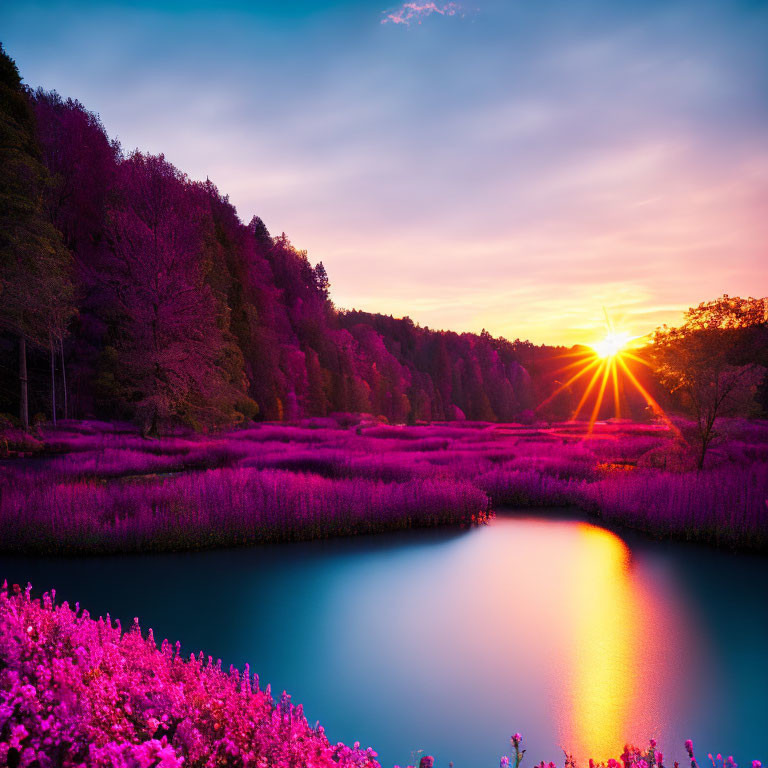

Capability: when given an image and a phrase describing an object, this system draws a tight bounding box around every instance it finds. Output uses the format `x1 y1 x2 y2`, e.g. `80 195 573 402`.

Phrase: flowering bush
0 582 380 768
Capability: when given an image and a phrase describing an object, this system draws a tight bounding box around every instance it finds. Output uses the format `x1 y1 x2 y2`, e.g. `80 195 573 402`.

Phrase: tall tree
101 153 245 433
0 44 74 429
651 295 767 468
313 261 330 301
31 89 121 419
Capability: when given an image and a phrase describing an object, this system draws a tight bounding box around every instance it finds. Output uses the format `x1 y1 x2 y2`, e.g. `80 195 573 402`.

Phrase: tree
651 295 767 468
0 44 74 429
248 215 272 248
29 89 121 420
102 153 243 433
313 261 330 300
680 295 766 331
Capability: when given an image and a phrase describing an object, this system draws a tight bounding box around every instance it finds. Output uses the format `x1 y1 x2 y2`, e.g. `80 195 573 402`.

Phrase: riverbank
1 416 766 553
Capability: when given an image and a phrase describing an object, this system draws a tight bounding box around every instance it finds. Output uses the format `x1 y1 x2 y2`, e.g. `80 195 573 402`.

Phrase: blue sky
3 0 767 344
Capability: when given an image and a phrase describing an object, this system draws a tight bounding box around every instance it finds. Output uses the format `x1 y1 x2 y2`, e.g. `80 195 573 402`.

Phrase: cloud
381 2 462 26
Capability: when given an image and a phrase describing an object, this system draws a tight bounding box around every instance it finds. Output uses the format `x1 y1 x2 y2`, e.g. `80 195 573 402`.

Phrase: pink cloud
381 2 462 26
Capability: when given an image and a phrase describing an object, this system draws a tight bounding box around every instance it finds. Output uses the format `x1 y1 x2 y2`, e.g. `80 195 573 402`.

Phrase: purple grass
0 468 489 554
1 416 766 553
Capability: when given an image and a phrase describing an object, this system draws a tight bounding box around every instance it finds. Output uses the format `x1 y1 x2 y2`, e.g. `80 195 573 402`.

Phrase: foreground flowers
0 582 379 768
495 735 761 768
1 585 763 768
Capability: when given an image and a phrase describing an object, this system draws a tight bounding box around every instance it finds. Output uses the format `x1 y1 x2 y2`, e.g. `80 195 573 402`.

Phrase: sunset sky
3 0 767 345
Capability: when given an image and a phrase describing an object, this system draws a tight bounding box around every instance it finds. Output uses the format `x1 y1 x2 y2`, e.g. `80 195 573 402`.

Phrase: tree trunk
697 419 714 470
60 334 68 420
19 336 29 431
50 332 57 426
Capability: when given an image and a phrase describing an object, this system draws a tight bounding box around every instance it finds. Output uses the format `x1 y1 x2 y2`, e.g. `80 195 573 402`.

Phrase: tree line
3 44 765 438
0 44 534 433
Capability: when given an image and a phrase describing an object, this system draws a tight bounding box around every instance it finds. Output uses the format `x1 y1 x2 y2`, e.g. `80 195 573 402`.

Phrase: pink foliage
0 582 379 768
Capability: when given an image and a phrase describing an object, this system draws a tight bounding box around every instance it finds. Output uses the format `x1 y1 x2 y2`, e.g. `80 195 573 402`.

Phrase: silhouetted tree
651 295 767 468
313 261 330 300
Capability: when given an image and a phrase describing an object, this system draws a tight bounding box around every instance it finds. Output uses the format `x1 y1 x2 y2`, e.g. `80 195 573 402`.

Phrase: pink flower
0 583 381 768
10 724 29 749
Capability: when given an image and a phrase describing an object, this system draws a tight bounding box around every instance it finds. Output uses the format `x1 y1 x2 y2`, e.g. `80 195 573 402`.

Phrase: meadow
1 415 766 553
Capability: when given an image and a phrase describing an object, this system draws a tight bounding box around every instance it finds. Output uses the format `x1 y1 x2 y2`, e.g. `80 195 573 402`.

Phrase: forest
0 44 544 433
7 44 764 435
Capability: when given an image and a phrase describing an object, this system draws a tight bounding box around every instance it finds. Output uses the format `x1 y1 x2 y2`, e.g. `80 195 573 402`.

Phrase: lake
2 512 767 767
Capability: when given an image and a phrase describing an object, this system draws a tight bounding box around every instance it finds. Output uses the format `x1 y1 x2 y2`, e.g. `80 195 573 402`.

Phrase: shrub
0 582 379 768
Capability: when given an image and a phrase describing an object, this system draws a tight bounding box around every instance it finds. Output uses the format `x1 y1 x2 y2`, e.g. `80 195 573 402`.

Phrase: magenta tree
102 153 247 433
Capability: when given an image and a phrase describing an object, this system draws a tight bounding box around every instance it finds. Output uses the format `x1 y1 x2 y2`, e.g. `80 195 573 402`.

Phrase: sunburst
590 331 633 360
536 312 670 433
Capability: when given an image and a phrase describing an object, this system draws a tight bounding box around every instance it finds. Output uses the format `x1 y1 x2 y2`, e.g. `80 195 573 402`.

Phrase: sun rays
536 314 671 434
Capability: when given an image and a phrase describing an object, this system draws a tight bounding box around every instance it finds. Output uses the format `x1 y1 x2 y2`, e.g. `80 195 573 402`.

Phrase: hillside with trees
3 45 765 434
0 44 537 432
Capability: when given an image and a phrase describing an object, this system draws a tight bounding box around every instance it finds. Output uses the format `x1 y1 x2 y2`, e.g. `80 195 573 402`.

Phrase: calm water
2 513 767 767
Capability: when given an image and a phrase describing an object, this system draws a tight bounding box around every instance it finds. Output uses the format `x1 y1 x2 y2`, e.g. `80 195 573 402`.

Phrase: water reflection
564 524 636 757
560 524 696 761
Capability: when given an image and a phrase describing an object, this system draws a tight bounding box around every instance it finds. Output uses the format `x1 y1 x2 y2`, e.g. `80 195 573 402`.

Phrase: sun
590 331 633 360
535 315 671 434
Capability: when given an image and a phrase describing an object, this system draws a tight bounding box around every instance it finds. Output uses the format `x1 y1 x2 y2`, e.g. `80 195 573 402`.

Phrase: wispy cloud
381 2 462 26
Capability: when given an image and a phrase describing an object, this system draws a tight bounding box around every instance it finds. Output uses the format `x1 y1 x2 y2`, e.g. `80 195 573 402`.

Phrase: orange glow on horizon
537 314 670 433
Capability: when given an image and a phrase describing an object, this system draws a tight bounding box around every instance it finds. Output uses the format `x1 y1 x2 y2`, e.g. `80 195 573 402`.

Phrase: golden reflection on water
559 524 665 761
